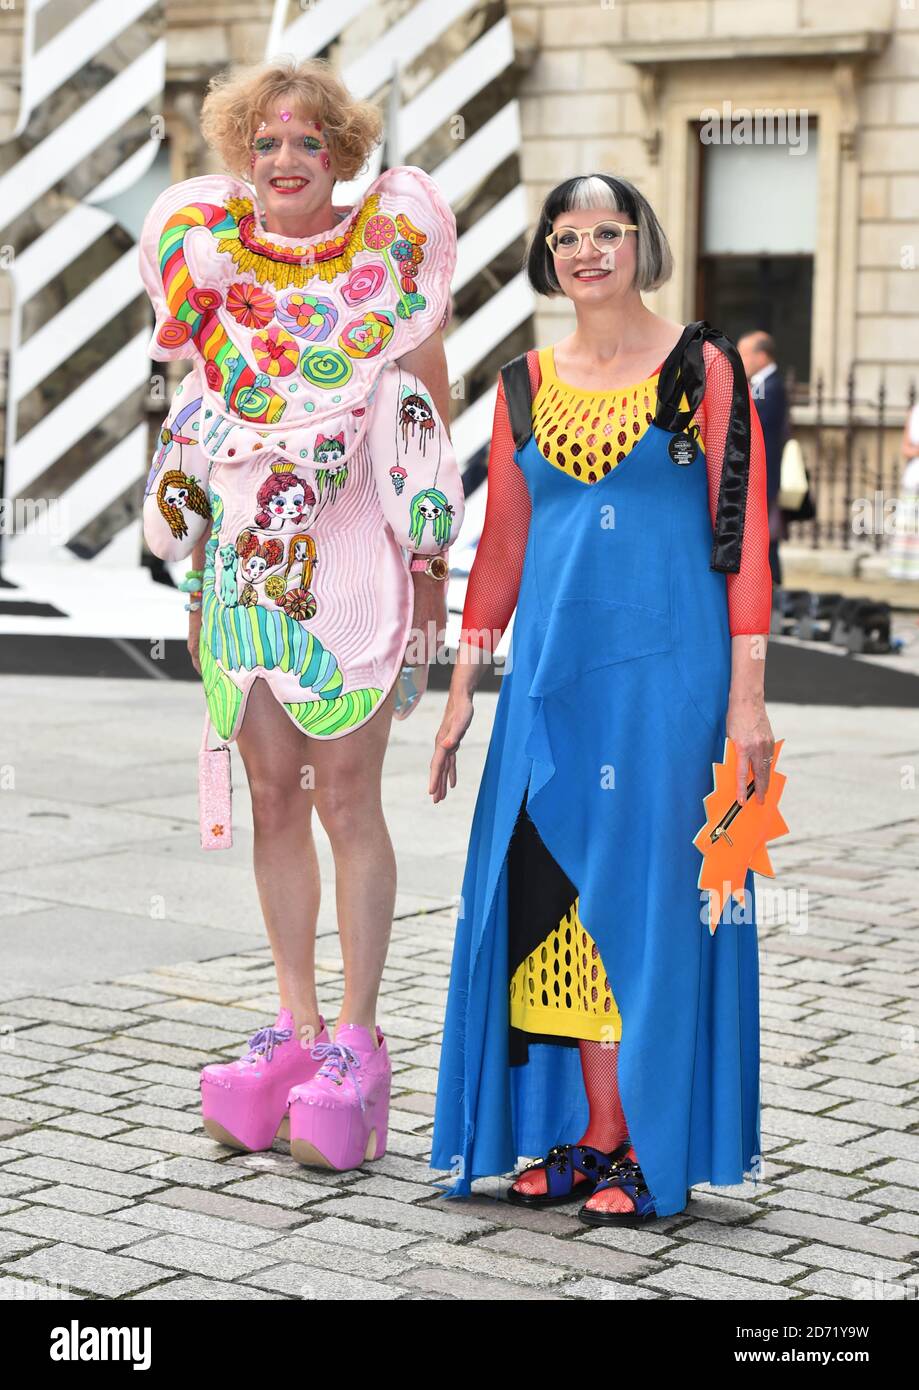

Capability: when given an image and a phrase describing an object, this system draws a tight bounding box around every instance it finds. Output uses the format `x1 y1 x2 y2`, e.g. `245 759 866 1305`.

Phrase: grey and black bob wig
526 174 673 296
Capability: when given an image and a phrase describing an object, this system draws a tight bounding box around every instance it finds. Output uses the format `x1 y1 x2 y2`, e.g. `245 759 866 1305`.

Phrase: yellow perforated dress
507 346 700 1047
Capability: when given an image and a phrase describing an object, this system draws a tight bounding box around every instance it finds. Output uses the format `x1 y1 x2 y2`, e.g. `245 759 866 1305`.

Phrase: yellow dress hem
509 1001 623 1044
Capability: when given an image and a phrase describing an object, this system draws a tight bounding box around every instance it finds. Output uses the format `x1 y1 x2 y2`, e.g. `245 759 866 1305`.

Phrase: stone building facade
510 0 918 420
1 0 916 569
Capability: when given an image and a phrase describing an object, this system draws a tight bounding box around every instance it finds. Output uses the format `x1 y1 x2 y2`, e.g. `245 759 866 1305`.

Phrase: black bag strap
499 352 534 450
655 320 752 575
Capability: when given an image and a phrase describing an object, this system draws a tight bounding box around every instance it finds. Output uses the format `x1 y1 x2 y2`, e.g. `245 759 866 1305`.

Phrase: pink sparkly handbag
198 708 232 850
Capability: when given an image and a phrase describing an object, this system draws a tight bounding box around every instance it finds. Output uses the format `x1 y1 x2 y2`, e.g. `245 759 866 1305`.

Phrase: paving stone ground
0 673 918 1300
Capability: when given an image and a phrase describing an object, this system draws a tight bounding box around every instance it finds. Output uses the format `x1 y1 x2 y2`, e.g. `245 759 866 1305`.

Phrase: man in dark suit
738 331 790 589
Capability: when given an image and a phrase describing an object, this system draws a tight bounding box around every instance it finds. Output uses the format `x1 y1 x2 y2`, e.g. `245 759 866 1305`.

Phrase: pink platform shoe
287 1023 391 1171
200 1008 329 1151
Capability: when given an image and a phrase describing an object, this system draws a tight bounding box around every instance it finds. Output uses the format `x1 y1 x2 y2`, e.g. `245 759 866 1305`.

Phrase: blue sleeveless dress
430 325 762 1217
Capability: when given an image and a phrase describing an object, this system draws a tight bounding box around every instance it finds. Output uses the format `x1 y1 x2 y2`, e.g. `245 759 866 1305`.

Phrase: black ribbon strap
655 320 752 575
499 352 535 451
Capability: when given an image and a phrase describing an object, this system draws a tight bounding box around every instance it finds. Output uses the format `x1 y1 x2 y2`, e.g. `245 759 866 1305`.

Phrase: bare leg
235 677 323 1048
309 683 398 1044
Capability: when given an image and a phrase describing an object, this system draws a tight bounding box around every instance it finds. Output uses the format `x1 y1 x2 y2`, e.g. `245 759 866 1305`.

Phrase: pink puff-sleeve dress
138 164 463 742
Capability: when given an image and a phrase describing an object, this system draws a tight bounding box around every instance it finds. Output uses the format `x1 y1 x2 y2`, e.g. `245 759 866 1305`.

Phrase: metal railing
785 372 918 552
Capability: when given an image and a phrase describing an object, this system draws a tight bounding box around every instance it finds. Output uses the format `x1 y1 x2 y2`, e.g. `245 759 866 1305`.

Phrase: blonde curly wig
200 54 383 183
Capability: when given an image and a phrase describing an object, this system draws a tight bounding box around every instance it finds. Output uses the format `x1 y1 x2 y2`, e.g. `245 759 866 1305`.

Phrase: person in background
738 331 790 591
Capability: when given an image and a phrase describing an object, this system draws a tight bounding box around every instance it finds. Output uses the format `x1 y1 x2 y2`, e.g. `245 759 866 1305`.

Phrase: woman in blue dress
428 174 776 1223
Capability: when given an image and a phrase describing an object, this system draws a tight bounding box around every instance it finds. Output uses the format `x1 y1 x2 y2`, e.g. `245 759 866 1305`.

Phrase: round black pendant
668 432 697 466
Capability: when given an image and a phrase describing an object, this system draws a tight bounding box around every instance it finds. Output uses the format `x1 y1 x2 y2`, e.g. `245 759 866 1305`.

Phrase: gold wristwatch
409 553 450 580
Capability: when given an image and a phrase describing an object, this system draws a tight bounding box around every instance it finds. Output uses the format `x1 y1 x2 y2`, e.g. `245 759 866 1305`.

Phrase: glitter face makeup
247 111 337 235
250 119 331 169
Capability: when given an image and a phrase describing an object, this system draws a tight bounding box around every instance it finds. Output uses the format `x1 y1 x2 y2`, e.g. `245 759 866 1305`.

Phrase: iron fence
785 371 918 552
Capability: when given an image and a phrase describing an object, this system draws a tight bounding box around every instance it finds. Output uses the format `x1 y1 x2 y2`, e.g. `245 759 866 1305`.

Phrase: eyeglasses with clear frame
545 220 639 259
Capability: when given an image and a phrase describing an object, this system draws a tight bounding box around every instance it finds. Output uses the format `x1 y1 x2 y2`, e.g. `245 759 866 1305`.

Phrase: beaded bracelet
178 569 203 594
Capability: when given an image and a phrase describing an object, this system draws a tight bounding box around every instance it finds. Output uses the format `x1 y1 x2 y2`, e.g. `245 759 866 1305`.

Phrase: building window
695 120 818 392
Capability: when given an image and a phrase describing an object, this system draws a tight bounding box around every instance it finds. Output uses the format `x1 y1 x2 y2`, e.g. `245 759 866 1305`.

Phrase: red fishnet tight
511 1039 639 1212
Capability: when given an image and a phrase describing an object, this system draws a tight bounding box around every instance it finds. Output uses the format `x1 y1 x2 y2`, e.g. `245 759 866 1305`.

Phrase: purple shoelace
310 1042 365 1110
244 1024 292 1063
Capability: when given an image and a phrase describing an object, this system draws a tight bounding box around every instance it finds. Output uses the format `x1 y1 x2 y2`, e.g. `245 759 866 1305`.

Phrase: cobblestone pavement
0 676 917 1300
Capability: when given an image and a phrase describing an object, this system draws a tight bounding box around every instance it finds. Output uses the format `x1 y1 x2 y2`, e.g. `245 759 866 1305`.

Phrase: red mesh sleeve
697 339 772 636
458 352 540 652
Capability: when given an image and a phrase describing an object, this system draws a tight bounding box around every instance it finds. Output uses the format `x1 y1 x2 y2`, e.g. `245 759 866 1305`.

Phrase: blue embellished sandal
507 1139 632 1208
577 1155 691 1226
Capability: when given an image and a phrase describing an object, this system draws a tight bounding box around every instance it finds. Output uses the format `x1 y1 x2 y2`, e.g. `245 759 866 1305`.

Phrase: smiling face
248 100 336 232
549 208 638 303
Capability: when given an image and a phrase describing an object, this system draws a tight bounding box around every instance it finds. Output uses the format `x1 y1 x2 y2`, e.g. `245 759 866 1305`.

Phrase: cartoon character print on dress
218 545 240 607
284 534 317 591
312 432 349 502
235 530 285 608
242 456 343 618
409 489 454 548
154 470 210 545
372 369 460 554
275 534 319 620
310 430 348 508
315 460 349 502
388 387 437 495
254 462 317 532
143 386 211 548
200 489 382 741
232 453 349 620
398 387 436 457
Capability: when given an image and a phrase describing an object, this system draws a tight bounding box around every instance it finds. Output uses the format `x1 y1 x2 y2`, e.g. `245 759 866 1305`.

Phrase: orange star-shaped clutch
693 737 789 934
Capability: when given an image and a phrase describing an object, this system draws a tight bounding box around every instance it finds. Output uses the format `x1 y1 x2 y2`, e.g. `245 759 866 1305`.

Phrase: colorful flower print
339 311 394 359
276 291 338 341
251 325 300 377
341 262 386 306
363 214 396 250
226 281 274 328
